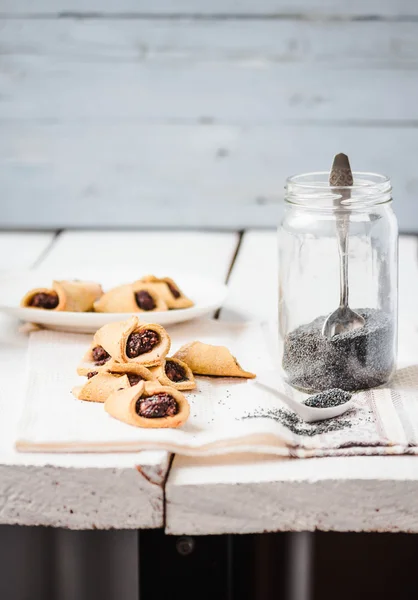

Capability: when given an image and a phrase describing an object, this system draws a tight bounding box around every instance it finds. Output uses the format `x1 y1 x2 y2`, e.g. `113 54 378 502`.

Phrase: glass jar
279 172 398 392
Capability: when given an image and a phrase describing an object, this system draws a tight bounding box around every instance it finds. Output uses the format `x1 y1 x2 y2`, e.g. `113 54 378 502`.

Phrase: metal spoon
254 381 355 423
322 153 365 338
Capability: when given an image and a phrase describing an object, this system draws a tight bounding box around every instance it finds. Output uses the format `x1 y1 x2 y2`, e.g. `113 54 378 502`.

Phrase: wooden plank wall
1 1 417 231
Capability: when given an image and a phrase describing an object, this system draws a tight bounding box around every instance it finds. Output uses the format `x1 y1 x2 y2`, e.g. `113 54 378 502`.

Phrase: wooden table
1 229 418 534
2 229 418 600
166 233 418 535
0 230 237 529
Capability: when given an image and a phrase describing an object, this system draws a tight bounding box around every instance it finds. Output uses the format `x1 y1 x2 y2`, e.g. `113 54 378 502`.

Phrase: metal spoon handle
322 154 365 338
330 153 352 311
336 212 349 309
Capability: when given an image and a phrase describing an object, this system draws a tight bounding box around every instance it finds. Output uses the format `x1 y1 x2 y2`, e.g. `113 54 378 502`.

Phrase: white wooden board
0 230 238 529
39 230 238 276
1 124 417 232
1 0 416 17
1 15 418 231
221 231 278 323
166 232 418 534
0 232 54 270
1 20 418 123
166 453 418 534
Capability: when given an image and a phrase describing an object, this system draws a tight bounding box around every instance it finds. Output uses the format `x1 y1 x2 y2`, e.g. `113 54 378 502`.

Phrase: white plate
0 269 227 333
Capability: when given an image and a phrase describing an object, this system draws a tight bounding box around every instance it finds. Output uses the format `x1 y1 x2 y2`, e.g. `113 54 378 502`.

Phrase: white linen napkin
16 320 418 457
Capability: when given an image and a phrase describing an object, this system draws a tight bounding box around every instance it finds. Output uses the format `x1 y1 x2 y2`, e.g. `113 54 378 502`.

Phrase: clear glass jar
279 172 398 392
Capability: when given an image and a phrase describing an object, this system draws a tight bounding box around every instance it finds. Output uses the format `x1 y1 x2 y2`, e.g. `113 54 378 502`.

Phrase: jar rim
285 171 392 210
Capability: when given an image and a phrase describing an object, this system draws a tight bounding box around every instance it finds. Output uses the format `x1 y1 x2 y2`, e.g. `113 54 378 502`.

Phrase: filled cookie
94 283 167 313
174 341 255 378
105 381 189 428
149 357 196 391
93 316 170 367
138 275 194 309
21 280 103 312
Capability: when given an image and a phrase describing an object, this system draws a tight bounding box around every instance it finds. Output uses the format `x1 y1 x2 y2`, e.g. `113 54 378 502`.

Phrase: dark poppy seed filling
30 292 59 309
165 360 186 382
127 374 144 386
92 345 111 366
87 371 98 379
126 330 159 358
283 308 395 392
167 282 180 299
136 393 178 418
135 290 156 311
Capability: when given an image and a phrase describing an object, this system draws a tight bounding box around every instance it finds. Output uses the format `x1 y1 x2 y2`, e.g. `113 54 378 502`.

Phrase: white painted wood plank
220 231 278 323
1 21 418 124
5 62 418 124
0 232 54 270
1 124 417 232
166 233 418 534
0 230 238 528
3 62 416 124
40 230 238 279
166 453 418 534
1 0 416 17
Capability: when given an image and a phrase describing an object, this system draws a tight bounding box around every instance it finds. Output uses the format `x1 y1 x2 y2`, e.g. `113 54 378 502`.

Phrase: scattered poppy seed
242 408 351 437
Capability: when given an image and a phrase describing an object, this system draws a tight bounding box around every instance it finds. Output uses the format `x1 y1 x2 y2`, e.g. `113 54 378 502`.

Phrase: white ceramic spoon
254 381 356 424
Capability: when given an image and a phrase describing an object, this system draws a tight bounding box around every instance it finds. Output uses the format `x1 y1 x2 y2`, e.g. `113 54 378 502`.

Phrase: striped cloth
284 364 418 459
16 321 418 458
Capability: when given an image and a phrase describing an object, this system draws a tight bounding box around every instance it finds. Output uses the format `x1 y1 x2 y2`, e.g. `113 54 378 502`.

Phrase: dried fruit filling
136 393 178 418
92 345 111 366
127 374 144 386
165 360 186 382
30 292 59 309
135 290 156 311
126 330 159 358
167 282 180 299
